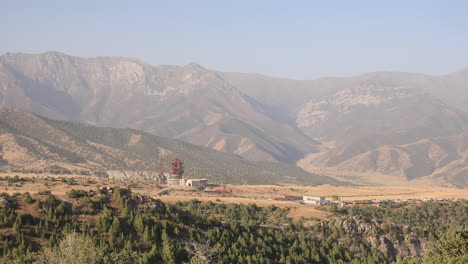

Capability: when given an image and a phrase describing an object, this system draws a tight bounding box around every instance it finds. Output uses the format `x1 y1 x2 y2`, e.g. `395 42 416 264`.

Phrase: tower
169 156 184 176
167 156 184 185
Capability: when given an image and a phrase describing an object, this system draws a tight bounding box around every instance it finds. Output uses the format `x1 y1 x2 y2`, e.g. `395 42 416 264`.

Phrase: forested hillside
0 109 341 185
0 187 465 263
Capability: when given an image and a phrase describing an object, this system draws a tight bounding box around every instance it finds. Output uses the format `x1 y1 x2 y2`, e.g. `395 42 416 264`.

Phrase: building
166 177 183 186
166 156 184 185
273 194 303 201
303 196 325 205
186 178 208 188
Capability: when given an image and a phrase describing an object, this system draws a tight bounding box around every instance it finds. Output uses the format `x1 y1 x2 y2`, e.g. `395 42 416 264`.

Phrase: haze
2 0 468 79
0 2 467 263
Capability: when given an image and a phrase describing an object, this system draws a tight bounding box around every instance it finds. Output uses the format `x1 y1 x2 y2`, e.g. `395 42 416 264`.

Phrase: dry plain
1 173 466 220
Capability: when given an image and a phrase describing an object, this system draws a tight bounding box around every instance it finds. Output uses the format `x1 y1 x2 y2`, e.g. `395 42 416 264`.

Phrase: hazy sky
1 0 467 79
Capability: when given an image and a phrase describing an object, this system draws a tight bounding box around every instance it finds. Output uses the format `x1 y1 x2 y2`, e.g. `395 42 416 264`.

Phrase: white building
186 178 208 188
303 196 325 205
166 177 183 186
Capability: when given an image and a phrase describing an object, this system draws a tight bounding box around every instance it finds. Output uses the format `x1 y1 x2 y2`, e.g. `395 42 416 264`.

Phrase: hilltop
0 109 341 185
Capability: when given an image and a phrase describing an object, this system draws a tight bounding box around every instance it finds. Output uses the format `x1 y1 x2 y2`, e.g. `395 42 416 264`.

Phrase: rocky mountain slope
302 129 467 187
0 52 320 163
1 52 467 186
222 70 468 118
0 109 342 185
222 71 468 186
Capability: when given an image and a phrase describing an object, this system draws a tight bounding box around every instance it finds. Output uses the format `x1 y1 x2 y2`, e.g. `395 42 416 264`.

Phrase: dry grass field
0 173 99 195
225 184 468 201
0 172 465 221
297 156 442 187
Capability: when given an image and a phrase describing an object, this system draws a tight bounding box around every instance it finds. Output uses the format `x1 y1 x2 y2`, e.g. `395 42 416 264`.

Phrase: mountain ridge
1 51 467 186
0 52 321 163
0 108 342 185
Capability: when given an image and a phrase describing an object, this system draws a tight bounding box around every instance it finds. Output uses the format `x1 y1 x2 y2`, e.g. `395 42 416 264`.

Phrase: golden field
1 173 465 220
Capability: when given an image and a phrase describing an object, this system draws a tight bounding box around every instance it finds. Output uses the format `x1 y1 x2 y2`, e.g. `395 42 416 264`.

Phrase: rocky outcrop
334 217 431 261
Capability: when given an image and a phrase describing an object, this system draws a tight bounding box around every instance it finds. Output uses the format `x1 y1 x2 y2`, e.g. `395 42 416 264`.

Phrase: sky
1 0 468 79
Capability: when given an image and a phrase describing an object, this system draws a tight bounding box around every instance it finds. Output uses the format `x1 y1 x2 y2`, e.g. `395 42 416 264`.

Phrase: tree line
0 188 465 263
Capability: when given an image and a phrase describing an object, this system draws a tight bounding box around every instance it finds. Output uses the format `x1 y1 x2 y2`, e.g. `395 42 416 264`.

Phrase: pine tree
109 216 120 237
133 214 144 234
143 226 151 244
149 244 158 260
122 206 130 218
23 193 33 204
422 228 468 264
68 189 78 198
161 230 176 264
13 215 22 233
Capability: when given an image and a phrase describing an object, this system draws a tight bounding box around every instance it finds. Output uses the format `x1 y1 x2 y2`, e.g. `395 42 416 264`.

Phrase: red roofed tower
169 156 184 176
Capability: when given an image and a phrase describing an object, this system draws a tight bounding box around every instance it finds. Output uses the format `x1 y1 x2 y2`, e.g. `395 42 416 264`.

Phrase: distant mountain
221 71 468 118
218 72 347 116
0 109 342 185
221 71 468 187
300 129 467 187
0 52 321 163
1 52 467 186
296 77 466 143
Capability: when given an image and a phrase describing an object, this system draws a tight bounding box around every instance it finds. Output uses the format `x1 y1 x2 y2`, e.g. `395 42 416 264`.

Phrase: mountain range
0 108 341 185
0 52 466 187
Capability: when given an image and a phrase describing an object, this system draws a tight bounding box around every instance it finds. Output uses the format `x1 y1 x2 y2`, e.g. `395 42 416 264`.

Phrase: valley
1 52 467 187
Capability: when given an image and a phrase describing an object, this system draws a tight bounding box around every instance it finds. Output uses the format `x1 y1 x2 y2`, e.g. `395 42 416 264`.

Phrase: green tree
23 193 33 204
109 216 121 237
37 233 102 264
161 230 176 264
12 215 22 233
423 228 468 264
68 189 78 198
133 214 144 234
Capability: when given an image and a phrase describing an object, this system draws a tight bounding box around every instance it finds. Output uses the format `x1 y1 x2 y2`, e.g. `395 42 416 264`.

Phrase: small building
166 177 183 186
303 196 325 205
273 194 303 201
186 178 208 188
